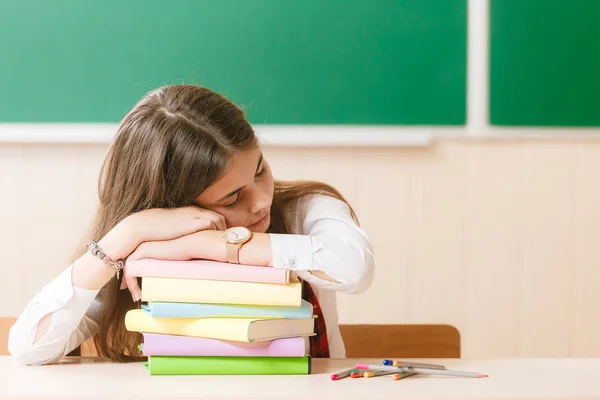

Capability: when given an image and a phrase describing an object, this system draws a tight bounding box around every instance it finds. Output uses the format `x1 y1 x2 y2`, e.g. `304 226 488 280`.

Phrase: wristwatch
223 226 252 263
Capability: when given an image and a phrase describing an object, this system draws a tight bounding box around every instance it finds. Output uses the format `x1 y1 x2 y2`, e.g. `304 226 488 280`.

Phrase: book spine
148 356 310 375
141 334 306 357
125 310 253 342
127 259 289 284
141 277 302 306
147 300 313 319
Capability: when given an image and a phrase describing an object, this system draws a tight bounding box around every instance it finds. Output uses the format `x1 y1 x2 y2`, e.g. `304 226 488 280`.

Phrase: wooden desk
0 357 598 400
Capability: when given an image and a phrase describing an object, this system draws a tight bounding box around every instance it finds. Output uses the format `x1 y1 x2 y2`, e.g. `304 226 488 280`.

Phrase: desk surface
0 357 598 400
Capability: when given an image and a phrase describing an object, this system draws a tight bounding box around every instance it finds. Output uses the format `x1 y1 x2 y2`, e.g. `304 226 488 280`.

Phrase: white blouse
8 194 375 365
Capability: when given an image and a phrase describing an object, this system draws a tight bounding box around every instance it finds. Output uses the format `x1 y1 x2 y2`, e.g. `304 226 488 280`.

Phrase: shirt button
289 259 298 268
51 300 64 309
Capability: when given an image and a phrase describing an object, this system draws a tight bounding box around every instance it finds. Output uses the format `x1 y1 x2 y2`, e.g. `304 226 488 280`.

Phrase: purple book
140 333 306 357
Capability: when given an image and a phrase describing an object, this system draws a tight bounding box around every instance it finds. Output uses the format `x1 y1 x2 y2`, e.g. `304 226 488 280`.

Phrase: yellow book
140 277 302 306
125 309 315 342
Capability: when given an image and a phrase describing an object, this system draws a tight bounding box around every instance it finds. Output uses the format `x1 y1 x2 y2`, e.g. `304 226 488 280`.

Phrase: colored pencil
392 372 417 381
331 368 358 381
363 370 394 378
383 359 446 370
407 367 488 378
365 370 416 379
356 363 488 378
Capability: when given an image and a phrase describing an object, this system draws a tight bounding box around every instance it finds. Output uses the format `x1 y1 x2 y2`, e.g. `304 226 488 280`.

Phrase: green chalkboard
490 0 600 126
0 0 466 125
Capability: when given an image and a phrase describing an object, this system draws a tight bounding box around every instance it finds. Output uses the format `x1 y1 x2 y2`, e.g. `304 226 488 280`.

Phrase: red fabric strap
301 281 330 358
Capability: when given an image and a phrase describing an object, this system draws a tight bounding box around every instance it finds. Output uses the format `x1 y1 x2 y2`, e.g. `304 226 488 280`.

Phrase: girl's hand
127 235 197 263
103 206 226 262
120 208 227 301
127 206 226 246
121 238 191 301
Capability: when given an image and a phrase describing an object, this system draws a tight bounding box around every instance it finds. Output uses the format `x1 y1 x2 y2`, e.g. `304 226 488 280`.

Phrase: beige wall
1 139 600 358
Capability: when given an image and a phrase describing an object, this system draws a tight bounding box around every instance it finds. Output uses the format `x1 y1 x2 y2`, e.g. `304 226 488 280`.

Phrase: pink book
140 333 306 357
126 258 292 284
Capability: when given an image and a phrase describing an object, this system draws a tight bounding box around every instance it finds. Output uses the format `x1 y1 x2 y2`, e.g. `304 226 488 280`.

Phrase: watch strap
226 243 240 263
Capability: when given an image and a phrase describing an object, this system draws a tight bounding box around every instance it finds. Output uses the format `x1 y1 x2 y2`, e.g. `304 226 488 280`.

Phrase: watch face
225 226 251 243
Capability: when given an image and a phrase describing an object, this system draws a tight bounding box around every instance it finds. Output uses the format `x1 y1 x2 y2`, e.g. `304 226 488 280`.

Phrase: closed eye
225 194 241 209
224 167 265 209
255 165 266 178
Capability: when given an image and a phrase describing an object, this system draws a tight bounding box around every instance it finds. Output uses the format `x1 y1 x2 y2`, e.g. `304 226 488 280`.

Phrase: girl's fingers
126 274 142 303
186 206 227 231
192 217 219 232
217 213 227 230
123 252 143 301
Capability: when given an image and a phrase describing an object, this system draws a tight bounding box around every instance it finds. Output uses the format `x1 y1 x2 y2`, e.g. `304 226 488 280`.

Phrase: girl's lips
248 212 269 229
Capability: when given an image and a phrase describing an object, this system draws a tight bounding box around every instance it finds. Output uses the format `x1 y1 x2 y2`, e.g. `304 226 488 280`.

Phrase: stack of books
123 258 315 375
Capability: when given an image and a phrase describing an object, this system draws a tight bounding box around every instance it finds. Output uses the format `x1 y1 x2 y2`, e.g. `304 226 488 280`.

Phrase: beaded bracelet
87 240 124 280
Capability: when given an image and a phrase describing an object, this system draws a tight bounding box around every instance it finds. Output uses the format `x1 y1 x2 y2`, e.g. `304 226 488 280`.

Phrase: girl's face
195 147 274 233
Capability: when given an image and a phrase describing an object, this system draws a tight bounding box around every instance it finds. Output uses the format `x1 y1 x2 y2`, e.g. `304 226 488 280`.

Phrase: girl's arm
127 195 375 297
8 225 138 366
8 259 105 366
9 206 225 365
129 230 338 281
268 194 375 294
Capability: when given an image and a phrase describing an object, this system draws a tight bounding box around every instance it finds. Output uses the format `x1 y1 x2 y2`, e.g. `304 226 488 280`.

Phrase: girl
8 85 375 365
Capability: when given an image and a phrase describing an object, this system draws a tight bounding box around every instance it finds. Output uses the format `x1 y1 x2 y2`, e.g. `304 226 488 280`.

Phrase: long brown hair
75 84 356 362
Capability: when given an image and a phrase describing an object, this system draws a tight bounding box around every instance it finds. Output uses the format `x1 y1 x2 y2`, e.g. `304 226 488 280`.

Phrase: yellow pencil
392 372 416 381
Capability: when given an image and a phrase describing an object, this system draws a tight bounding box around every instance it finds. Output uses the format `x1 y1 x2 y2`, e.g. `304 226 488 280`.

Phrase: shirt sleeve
269 195 375 294
8 263 102 366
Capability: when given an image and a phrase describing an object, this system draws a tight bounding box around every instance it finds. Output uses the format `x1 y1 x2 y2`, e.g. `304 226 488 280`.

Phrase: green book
144 355 311 375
